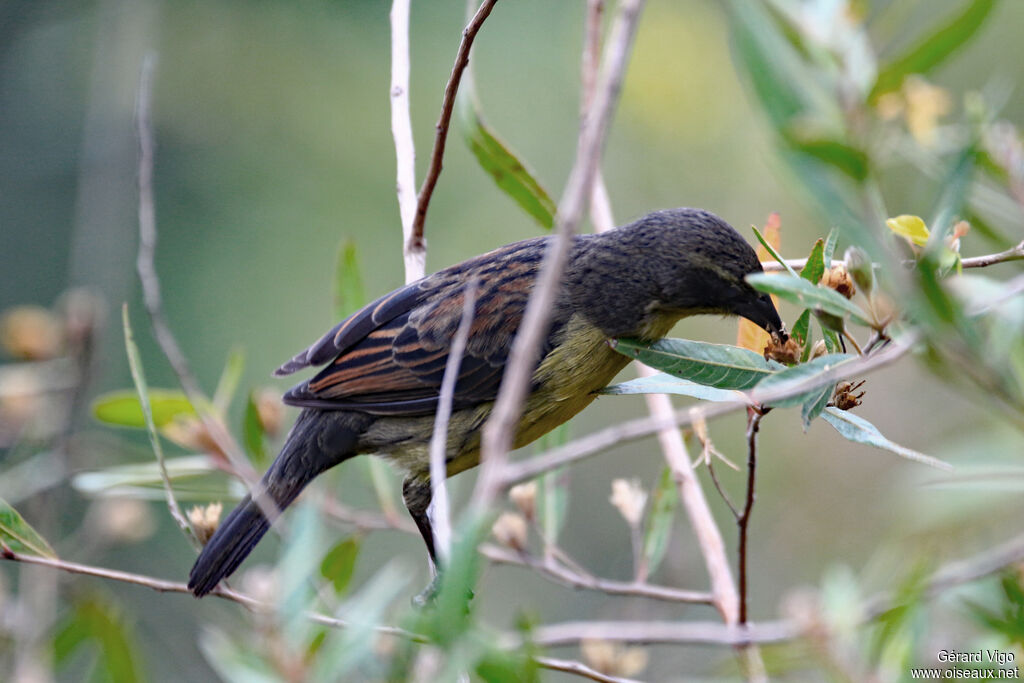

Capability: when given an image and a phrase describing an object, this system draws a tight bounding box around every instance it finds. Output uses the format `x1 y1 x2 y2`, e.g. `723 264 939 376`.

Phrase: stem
737 408 764 625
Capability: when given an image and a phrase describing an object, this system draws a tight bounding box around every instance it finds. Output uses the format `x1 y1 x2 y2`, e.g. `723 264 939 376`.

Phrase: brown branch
475 0 647 509
321 497 416 534
408 0 500 254
737 409 765 626
480 544 713 604
535 656 641 683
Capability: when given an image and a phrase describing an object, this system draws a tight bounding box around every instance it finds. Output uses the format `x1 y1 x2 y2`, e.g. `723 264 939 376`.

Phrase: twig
389 0 423 283
520 619 798 648
475 0 647 508
706 456 740 520
578 0 740 628
408 0 500 254
428 278 478 565
480 544 713 604
134 53 280 530
535 656 641 683
737 409 764 626
321 497 416 534
761 241 1024 274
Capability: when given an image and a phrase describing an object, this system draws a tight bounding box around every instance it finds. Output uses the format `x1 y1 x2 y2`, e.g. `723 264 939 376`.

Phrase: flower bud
809 339 828 360
0 306 63 361
189 502 223 546
820 265 856 299
254 389 284 438
609 478 646 528
843 246 873 295
491 512 528 551
508 481 537 521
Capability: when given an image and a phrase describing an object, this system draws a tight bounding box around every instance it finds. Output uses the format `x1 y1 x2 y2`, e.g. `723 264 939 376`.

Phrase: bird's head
575 208 787 341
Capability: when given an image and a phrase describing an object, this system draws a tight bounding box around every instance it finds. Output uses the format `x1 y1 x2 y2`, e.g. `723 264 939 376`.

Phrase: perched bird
188 207 785 597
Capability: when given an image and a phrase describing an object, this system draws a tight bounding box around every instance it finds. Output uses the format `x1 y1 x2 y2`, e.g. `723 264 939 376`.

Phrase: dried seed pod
764 336 801 365
189 502 223 546
821 265 856 299
491 512 528 551
833 380 866 410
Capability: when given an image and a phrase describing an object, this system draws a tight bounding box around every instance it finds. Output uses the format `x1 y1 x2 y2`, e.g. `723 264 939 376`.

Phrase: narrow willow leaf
927 145 977 248
822 227 840 265
458 87 556 230
334 239 366 321
801 238 826 284
821 322 842 353
801 384 834 430
751 353 853 407
602 373 745 403
785 136 868 182
870 0 998 101
821 407 952 470
612 338 783 390
641 467 679 579
212 347 245 413
200 628 280 683
537 424 570 545
72 456 230 501
242 391 266 466
0 494 56 558
747 273 872 326
321 536 361 595
92 389 194 428
752 224 799 277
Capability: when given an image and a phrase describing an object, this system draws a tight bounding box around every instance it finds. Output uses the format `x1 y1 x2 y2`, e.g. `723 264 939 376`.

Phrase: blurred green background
2 0 1023 680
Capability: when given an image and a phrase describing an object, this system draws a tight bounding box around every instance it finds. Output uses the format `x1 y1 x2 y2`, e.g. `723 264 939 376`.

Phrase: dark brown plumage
188 208 784 597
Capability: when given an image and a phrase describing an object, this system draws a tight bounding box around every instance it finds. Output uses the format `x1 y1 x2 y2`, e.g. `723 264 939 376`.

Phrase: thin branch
706 456 740 520
737 409 764 626
480 544 713 604
761 241 1024 273
134 53 278 527
321 497 416 534
521 619 798 648
389 0 423 283
408 0 500 254
535 656 642 683
475 0 647 508
428 278 478 565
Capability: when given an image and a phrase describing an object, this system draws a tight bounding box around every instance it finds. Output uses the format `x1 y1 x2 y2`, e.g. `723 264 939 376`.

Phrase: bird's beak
736 292 788 343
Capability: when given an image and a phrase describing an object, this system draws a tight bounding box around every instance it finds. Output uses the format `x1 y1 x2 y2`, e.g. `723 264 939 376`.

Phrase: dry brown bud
809 339 828 360
163 416 225 460
254 389 284 437
189 502 223 545
0 306 63 361
491 512 528 551
508 481 537 521
820 265 856 299
609 478 646 528
833 380 866 411
764 336 801 365
581 639 649 677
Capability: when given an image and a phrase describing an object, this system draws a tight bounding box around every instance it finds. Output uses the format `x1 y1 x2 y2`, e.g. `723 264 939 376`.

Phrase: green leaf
54 597 145 682
801 384 834 430
612 338 783 390
334 239 366 321
641 467 679 578
800 238 826 284
321 536 360 595
92 389 194 429
752 224 799 277
0 494 56 558
821 407 952 470
458 87 556 230
747 273 872 326
199 627 280 683
242 391 266 466
212 347 245 413
72 456 228 501
870 0 998 101
538 467 568 546
791 309 812 351
822 227 840 266
785 136 868 182
752 353 854 408
602 373 745 402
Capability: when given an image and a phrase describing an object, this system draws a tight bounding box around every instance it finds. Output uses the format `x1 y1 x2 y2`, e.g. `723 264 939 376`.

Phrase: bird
188 207 785 597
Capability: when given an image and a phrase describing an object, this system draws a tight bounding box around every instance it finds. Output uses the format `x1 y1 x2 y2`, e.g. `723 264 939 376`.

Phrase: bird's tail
188 409 368 597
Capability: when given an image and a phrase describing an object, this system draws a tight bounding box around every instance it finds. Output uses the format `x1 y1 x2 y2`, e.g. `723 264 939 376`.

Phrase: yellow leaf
885 215 930 247
737 213 781 352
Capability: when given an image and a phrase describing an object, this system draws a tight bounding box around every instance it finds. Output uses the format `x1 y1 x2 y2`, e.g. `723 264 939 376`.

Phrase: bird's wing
277 236 559 416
